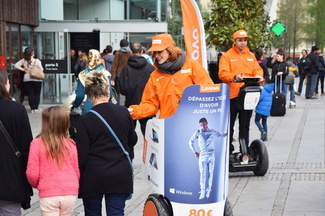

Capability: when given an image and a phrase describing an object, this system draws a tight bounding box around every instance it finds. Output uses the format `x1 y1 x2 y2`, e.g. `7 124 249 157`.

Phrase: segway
142 84 233 216
229 77 269 176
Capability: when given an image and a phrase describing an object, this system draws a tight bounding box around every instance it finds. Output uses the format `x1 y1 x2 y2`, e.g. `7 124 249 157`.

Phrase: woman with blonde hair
76 70 137 215
26 106 80 216
128 33 213 119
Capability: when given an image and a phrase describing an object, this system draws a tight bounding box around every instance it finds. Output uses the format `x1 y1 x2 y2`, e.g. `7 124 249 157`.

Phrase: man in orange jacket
219 29 263 154
128 34 213 120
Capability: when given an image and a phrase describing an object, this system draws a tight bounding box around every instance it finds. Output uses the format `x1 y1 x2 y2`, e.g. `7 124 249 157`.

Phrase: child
255 78 274 141
26 106 80 216
285 57 299 107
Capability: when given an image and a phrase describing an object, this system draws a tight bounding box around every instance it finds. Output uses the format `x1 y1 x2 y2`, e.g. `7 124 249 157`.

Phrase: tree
204 0 274 51
304 0 325 49
168 0 184 48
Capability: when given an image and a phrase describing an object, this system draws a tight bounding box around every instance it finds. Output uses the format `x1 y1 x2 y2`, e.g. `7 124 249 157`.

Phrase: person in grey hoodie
284 57 299 105
102 45 114 72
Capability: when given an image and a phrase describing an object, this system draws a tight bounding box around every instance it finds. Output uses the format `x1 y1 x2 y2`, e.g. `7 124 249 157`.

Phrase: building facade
2 0 168 104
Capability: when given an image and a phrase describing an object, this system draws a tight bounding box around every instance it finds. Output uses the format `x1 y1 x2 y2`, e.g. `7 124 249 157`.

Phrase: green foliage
276 0 325 52
168 0 184 48
274 0 306 56
204 0 273 51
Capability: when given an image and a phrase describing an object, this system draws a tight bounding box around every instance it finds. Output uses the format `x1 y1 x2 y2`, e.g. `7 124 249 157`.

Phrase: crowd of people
2 30 325 215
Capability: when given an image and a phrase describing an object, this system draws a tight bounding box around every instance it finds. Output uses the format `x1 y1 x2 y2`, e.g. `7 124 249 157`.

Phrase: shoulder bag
30 59 45 80
89 109 134 200
0 120 32 209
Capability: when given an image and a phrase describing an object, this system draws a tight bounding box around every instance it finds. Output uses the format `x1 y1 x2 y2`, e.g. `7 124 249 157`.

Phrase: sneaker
31 110 35 114
321 93 325 96
34 108 43 113
311 95 318 99
261 132 267 141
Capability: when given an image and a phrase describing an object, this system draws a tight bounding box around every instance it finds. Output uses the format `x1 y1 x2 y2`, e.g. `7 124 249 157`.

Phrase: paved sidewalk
22 87 325 216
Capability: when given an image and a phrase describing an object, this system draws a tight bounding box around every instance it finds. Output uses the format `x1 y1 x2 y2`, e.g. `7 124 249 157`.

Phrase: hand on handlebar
234 74 243 81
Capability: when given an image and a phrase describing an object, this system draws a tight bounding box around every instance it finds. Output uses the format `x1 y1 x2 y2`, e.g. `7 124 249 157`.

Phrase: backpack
303 55 312 71
285 65 298 84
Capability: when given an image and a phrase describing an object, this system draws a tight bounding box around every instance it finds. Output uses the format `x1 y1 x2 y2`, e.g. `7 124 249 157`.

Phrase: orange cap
233 30 251 40
147 34 175 52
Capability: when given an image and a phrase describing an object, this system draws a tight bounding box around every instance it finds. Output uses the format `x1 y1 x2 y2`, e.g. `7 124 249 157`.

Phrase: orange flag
180 0 207 70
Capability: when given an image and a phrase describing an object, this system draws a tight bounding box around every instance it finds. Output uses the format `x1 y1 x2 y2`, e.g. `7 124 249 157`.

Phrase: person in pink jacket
26 106 80 216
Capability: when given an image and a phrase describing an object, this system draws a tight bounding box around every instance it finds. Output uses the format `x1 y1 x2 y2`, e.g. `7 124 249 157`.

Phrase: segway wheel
224 198 233 216
143 193 173 216
249 139 269 176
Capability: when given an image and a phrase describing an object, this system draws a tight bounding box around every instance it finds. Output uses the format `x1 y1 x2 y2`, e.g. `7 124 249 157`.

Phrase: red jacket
219 45 263 99
130 57 213 119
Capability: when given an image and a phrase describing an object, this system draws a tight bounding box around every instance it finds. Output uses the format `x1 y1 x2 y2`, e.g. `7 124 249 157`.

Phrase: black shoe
261 132 267 141
295 91 301 96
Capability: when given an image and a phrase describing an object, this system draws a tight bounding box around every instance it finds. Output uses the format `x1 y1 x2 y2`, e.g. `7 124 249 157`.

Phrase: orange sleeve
129 77 159 120
218 54 236 83
191 59 214 84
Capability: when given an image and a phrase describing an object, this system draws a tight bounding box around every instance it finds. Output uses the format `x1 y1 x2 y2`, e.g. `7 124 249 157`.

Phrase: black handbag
0 120 33 209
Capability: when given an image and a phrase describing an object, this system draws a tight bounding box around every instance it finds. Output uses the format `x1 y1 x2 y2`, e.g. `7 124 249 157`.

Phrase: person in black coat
267 48 289 102
296 49 308 96
76 70 137 216
0 69 33 214
255 48 270 80
305 46 320 99
120 42 155 137
315 51 325 95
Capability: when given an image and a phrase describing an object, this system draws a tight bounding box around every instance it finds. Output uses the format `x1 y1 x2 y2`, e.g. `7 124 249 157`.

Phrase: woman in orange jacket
128 34 213 119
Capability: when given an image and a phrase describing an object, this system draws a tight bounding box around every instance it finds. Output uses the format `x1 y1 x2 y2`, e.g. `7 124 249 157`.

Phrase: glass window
129 0 167 21
21 25 32 53
41 0 167 22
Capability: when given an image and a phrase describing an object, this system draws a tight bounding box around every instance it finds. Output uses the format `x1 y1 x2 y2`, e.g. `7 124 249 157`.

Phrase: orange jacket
219 45 263 99
130 57 213 119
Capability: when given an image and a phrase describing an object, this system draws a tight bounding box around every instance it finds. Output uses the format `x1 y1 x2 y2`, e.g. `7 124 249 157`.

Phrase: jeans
286 83 296 102
297 74 305 93
255 113 268 134
305 73 319 98
0 200 21 216
315 76 324 93
83 193 129 216
199 152 215 192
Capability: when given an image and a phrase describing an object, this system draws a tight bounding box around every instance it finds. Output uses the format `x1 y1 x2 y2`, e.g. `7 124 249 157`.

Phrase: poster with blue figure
164 84 230 205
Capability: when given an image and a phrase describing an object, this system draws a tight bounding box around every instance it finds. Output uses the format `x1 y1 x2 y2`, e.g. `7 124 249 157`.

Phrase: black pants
229 97 252 153
133 116 152 137
315 76 325 93
24 81 42 110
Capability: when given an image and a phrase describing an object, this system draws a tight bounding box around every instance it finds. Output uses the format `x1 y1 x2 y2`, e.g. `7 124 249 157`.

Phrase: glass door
6 24 20 100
